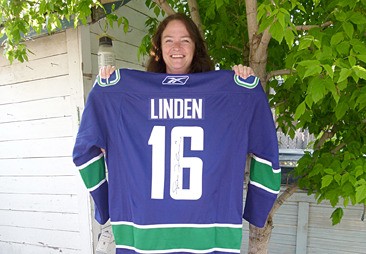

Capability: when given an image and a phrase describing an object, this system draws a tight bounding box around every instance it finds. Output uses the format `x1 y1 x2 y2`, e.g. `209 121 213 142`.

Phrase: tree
144 0 366 253
0 0 127 63
1 0 366 253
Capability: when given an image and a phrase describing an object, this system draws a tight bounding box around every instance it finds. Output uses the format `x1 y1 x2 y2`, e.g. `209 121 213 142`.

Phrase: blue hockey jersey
73 69 280 254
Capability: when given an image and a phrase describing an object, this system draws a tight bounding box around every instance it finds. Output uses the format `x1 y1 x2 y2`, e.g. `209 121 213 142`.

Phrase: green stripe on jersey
112 223 242 253
233 75 259 89
250 156 281 193
97 68 121 87
79 154 106 189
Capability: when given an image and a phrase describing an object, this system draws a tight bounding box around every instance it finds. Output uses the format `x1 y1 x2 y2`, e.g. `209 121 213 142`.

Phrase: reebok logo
162 76 189 85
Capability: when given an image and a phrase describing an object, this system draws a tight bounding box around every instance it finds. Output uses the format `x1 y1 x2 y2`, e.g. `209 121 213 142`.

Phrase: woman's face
161 20 195 74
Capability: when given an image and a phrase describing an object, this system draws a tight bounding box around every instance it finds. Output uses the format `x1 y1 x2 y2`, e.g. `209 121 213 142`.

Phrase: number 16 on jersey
148 126 204 200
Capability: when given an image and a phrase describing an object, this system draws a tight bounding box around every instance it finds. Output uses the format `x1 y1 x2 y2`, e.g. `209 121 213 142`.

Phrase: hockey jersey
73 69 281 254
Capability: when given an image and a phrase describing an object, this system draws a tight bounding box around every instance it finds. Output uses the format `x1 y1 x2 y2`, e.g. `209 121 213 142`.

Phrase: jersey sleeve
72 85 109 225
243 85 281 228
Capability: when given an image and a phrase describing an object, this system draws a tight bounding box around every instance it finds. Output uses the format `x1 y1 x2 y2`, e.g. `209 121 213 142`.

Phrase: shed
0 1 151 253
0 1 365 253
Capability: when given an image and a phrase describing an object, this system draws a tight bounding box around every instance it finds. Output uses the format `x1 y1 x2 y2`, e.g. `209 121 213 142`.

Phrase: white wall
0 28 92 253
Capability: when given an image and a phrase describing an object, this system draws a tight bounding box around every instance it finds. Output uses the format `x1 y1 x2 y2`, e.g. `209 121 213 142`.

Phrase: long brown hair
146 13 214 73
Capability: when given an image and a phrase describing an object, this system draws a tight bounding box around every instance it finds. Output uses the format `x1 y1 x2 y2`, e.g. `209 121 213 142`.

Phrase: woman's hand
99 65 116 79
232 64 255 79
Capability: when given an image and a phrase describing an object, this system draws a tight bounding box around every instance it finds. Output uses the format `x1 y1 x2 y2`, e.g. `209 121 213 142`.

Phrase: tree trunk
247 217 273 254
246 184 299 253
187 0 204 38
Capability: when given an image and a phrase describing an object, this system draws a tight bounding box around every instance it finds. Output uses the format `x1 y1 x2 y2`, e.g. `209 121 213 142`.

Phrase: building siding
241 191 366 253
0 29 90 253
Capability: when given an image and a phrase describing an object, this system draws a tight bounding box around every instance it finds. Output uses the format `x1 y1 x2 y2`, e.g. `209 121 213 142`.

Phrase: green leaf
331 207 344 225
296 2 306 12
304 65 322 79
355 185 366 203
337 68 352 83
351 39 366 54
216 0 224 9
298 36 313 50
348 55 356 67
358 179 366 185
335 9 347 21
323 64 334 79
277 11 286 28
298 60 322 79
308 78 326 103
324 168 335 175
349 175 358 186
343 197 349 207
350 12 366 24
357 55 366 64
337 80 348 92
341 173 350 186
352 65 366 80
284 28 295 49
258 15 274 33
269 21 284 43
294 101 306 120
334 174 342 185
355 166 364 178
321 175 333 189
298 60 320 67
257 4 266 22
324 78 340 103
155 5 162 16
331 32 344 46
336 41 350 56
342 182 354 197
356 93 366 110
308 164 323 178
305 94 314 108
342 21 354 39
335 100 348 120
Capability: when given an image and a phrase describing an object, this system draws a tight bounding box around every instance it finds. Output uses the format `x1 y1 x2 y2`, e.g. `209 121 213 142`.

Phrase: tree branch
266 69 294 81
258 27 271 53
224 44 243 53
245 0 258 44
271 184 298 214
315 129 335 150
100 0 118 3
331 143 346 154
153 0 176 16
295 21 333 31
187 0 204 38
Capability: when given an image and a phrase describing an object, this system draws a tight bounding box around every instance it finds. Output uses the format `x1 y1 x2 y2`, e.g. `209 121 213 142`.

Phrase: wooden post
296 202 309 254
67 27 94 254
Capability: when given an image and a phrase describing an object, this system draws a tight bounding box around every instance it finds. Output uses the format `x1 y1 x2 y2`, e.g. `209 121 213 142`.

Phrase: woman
100 13 254 78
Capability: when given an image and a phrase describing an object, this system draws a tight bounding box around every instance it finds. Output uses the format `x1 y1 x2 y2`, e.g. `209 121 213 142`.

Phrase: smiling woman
147 13 213 74
161 20 195 74
99 13 255 79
